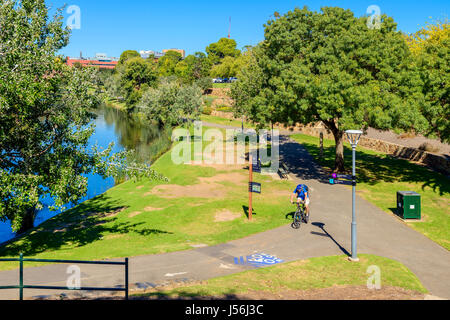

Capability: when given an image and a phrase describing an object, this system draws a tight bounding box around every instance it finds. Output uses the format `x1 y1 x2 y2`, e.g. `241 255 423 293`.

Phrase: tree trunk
323 119 346 173
333 130 345 172
17 207 36 235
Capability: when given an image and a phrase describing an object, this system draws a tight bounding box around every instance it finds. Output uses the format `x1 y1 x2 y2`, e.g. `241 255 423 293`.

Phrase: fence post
125 258 129 300
19 253 23 301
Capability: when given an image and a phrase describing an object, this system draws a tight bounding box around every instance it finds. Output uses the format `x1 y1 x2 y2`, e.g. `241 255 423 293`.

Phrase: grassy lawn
200 115 261 130
212 83 231 89
0 127 293 270
104 97 126 111
132 254 427 299
291 133 450 250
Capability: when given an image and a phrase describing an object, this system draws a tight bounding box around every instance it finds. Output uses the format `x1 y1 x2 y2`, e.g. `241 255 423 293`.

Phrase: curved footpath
0 124 448 300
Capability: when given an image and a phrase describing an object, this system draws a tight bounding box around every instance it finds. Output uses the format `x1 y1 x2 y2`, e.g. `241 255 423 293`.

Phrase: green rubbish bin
397 191 421 220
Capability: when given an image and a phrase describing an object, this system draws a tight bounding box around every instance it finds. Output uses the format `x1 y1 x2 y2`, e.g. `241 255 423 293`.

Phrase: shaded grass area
291 133 450 250
103 97 126 111
200 115 252 129
199 115 271 131
132 254 427 299
0 127 293 270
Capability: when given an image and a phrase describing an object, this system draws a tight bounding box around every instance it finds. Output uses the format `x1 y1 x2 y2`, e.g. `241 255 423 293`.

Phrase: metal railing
0 253 129 300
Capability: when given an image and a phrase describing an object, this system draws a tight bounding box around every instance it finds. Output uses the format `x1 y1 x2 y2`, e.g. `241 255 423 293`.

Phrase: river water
0 106 170 244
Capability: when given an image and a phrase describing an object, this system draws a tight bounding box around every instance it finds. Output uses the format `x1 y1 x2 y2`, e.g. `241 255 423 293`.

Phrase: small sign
332 173 353 180
252 161 262 173
330 179 354 186
249 182 262 194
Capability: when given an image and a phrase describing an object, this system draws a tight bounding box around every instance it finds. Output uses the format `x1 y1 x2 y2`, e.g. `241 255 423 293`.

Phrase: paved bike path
0 130 448 300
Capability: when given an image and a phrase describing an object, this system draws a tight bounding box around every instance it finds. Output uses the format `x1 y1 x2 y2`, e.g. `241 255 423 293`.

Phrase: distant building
140 49 186 61
66 53 119 69
163 49 185 59
140 50 165 60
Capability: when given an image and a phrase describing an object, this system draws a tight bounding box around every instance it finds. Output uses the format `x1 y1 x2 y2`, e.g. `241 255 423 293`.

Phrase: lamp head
345 130 363 147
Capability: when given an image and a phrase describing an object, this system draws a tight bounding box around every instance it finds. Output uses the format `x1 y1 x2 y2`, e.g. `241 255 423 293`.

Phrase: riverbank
0 125 293 270
0 104 173 246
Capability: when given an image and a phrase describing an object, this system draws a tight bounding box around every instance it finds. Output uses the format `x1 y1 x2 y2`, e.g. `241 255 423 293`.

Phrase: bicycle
291 201 309 229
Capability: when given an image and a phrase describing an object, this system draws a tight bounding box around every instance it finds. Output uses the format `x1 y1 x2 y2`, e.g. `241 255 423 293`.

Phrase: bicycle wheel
292 212 301 229
302 209 309 224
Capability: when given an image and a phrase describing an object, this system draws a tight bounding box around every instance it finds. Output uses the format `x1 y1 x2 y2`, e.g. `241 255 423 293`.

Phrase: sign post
320 132 324 160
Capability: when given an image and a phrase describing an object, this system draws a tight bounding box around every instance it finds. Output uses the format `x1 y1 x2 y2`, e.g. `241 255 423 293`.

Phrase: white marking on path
165 272 188 277
220 263 236 270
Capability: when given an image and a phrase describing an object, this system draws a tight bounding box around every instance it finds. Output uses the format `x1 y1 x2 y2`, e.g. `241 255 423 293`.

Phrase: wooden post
320 132 324 160
249 154 253 221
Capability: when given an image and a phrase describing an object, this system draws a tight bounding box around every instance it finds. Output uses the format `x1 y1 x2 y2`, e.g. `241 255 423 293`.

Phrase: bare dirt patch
131 285 425 301
128 211 143 218
149 172 246 199
214 210 242 222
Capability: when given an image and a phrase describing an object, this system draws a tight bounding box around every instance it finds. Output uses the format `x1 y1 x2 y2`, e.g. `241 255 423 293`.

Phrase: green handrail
0 254 129 300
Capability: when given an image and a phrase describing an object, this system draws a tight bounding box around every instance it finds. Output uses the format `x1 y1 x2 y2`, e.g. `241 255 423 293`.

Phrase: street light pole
350 144 358 262
346 130 363 262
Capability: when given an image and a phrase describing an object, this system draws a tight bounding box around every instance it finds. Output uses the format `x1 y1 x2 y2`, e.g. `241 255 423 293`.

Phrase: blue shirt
293 184 309 200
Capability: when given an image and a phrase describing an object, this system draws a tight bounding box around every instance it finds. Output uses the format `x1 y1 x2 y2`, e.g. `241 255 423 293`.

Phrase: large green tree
0 0 163 233
206 38 241 65
407 21 449 143
210 50 251 78
121 57 158 110
118 50 141 66
233 7 428 171
138 80 203 127
158 50 182 77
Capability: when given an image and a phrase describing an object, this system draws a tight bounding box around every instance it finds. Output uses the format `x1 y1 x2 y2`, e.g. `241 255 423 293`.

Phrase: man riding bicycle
290 184 310 219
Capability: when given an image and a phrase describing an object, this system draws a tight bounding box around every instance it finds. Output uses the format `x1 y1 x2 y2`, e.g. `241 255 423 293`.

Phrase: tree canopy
232 6 428 171
206 38 241 65
407 20 449 143
118 50 141 66
158 50 183 77
0 0 163 233
120 57 158 109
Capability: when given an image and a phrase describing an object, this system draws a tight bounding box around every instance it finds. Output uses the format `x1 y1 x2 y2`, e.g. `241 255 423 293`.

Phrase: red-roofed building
67 53 119 69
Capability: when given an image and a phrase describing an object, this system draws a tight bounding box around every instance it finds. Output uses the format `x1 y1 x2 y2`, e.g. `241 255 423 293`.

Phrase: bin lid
397 191 420 196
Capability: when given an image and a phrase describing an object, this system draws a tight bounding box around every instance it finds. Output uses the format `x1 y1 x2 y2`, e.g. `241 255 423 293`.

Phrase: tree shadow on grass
286 135 449 196
0 194 173 257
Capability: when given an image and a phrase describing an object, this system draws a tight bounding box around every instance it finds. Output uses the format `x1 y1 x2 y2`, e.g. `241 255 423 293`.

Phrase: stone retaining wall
204 113 450 176
295 126 450 176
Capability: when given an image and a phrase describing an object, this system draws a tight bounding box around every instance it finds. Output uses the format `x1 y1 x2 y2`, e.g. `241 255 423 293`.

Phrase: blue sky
48 0 449 58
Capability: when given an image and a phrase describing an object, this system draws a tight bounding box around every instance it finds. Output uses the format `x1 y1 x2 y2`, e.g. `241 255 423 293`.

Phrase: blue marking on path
233 253 284 268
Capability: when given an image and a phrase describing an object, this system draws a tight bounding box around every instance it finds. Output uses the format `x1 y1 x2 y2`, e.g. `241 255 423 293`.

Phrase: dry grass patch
214 210 242 222
149 172 247 199
128 211 143 218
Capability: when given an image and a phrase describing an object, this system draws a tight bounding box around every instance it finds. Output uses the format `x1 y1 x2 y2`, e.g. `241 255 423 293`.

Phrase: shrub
195 77 213 93
216 104 233 112
138 80 203 127
202 106 213 115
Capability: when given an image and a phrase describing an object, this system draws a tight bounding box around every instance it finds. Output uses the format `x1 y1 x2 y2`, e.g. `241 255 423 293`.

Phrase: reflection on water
0 105 171 244
101 105 172 164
